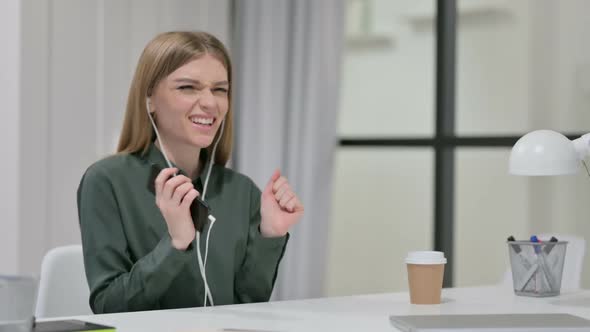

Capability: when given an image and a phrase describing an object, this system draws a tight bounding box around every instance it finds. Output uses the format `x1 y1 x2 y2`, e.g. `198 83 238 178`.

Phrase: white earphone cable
145 97 220 307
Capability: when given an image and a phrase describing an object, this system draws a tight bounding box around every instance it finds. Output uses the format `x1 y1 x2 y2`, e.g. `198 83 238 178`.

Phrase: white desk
44 286 590 332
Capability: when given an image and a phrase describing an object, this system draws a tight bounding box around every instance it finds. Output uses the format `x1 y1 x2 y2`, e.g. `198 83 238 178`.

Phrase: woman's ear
146 97 154 114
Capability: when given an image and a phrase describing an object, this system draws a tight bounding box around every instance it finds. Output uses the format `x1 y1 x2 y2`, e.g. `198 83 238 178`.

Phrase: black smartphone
147 164 210 232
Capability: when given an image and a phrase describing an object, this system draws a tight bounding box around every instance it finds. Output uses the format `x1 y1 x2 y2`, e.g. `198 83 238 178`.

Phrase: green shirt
77 143 288 314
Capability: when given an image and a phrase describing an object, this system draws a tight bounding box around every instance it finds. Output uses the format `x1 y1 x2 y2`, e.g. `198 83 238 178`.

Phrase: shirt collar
141 142 215 193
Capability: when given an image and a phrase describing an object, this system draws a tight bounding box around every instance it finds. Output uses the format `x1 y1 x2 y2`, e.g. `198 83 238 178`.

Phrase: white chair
35 245 93 318
501 234 586 291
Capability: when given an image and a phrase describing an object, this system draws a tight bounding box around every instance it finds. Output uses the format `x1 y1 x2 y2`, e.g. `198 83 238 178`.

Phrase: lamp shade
509 130 580 176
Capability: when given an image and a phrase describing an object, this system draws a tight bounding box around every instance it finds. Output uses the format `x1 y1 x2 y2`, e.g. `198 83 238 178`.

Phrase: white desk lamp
508 130 589 293
509 130 590 176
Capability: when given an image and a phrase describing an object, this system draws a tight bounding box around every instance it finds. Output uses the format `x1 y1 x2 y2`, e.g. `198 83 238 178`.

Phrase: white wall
18 0 50 275
1 0 230 275
0 0 21 275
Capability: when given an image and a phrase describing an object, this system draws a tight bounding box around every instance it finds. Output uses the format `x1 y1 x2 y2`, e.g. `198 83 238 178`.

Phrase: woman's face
150 53 229 150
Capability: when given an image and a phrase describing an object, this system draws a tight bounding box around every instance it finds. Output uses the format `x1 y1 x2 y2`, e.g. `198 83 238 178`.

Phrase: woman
77 31 304 314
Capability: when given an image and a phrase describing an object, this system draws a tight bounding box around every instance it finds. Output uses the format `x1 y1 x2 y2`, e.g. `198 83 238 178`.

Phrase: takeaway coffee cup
406 251 446 304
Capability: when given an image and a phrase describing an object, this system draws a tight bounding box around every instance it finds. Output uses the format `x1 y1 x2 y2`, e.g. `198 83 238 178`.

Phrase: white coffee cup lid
405 251 447 264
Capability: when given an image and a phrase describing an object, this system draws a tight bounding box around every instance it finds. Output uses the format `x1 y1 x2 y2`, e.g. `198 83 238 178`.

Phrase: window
327 0 590 296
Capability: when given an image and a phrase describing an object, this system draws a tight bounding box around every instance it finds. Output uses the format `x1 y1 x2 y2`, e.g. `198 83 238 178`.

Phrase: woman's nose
197 89 216 109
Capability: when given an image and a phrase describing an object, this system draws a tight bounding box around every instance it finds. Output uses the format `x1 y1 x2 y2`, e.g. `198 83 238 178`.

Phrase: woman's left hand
260 170 304 238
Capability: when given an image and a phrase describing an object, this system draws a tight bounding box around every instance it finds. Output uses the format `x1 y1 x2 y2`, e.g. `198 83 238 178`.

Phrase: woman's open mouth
189 115 216 131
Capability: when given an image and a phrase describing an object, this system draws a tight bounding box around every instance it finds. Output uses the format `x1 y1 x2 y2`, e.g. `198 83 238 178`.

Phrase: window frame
338 0 585 287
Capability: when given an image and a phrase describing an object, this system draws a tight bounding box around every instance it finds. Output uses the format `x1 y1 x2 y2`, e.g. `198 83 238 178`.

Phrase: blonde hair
117 31 233 165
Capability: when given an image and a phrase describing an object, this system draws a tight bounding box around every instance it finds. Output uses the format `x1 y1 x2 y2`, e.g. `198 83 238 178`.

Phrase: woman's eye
214 88 228 94
178 85 194 90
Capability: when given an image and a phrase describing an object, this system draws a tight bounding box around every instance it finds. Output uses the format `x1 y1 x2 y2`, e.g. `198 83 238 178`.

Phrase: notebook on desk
389 313 590 332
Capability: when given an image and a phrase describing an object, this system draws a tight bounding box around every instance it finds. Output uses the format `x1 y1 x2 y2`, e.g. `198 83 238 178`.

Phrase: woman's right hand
154 167 199 250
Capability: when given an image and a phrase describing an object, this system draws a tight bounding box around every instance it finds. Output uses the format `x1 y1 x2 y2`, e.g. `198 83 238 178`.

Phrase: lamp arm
572 133 590 161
